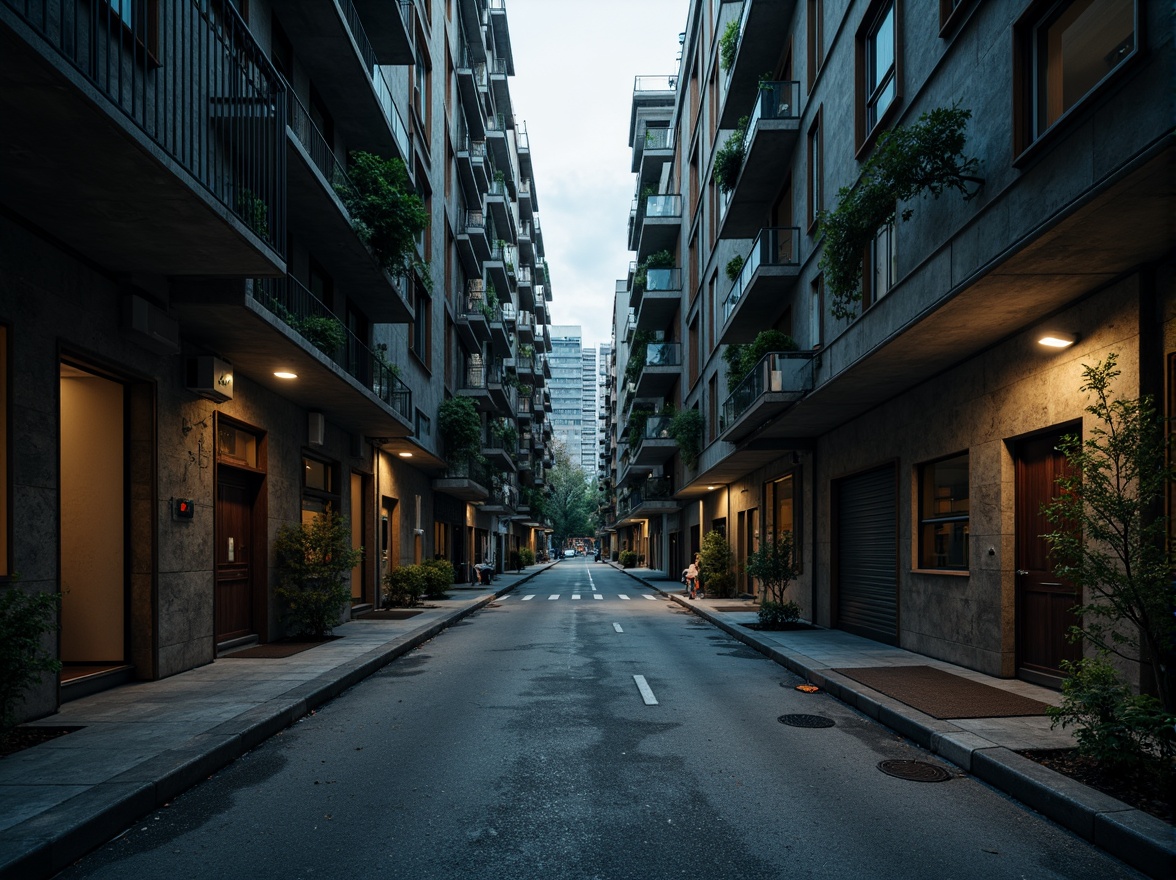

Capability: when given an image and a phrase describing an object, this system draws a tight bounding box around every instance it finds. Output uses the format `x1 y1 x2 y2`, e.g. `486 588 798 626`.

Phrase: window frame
854 0 902 155
806 106 823 232
917 451 970 572
806 0 824 92
1013 0 1142 160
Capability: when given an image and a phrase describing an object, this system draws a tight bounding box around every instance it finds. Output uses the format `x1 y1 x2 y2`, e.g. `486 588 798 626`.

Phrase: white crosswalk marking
643 595 658 600
522 595 535 601
613 623 624 633
572 594 581 600
593 594 603 600
548 595 559 600
619 595 630 600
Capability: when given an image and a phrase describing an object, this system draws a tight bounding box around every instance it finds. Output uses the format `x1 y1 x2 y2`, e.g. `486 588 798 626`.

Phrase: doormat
832 665 1052 719
224 638 337 659
356 609 425 620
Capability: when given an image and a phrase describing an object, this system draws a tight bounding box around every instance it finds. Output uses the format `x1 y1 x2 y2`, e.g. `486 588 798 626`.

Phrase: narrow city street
55 563 1139 880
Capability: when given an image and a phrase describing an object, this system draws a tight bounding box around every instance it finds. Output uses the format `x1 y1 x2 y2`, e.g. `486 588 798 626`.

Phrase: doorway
215 470 261 643
1014 430 1081 685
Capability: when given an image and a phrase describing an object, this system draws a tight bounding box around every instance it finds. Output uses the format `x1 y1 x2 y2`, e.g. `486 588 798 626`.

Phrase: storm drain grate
877 759 952 783
778 713 836 728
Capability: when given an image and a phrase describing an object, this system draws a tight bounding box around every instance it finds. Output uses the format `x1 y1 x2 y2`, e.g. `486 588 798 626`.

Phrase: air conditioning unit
185 355 234 403
123 294 180 355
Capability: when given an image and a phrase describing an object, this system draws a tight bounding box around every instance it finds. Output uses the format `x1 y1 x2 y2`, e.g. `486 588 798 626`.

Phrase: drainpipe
373 443 381 610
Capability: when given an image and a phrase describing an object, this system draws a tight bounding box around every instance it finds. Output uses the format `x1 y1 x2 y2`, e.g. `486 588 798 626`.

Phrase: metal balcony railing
721 352 815 428
252 276 411 421
5 0 288 256
464 210 486 233
288 89 352 197
339 0 411 160
634 74 677 92
749 81 801 128
723 227 801 320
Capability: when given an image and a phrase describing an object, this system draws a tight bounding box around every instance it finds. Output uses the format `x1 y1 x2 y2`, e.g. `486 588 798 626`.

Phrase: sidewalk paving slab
0 563 556 879
613 563 1175 880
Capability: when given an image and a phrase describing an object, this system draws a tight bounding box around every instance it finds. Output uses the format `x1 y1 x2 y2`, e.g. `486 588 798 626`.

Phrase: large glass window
766 473 800 570
864 2 896 133
1017 0 1137 151
918 453 969 570
303 455 340 518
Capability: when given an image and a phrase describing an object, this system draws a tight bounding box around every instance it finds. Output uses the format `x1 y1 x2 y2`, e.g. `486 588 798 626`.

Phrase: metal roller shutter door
836 465 898 644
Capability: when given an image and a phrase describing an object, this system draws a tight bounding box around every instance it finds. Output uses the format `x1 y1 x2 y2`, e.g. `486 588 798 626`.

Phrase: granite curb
613 564 1174 880
0 569 543 880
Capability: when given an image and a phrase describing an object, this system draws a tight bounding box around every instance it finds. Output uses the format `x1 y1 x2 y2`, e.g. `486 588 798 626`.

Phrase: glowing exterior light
274 370 298 379
1037 332 1076 348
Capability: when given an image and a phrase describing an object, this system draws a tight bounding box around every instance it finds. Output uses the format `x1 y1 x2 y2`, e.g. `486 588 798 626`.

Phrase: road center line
613 623 624 633
633 675 659 706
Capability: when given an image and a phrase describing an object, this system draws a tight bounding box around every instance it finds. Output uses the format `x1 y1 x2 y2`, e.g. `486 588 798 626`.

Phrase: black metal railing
721 352 815 428
5 0 287 255
252 276 411 421
723 227 801 320
338 0 410 159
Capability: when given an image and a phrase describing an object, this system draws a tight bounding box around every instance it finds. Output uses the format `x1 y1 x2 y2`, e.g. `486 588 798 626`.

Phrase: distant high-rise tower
549 325 584 469
581 346 598 473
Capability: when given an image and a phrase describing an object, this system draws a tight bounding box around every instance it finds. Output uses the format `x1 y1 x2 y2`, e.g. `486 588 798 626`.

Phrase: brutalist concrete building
0 0 554 721
605 0 1173 687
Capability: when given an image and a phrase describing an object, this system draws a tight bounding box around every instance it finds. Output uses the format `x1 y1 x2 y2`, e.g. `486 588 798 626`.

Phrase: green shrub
713 116 748 194
519 547 535 567
1048 658 1176 773
719 18 740 70
699 530 736 598
337 151 429 280
668 408 704 469
421 558 455 598
383 565 427 608
725 254 744 281
274 508 363 639
757 600 802 629
619 550 638 568
439 396 482 462
0 580 61 731
297 314 346 354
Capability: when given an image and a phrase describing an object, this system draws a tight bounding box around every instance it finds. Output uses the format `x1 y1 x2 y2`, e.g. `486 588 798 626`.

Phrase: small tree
274 508 363 639
746 531 802 629
699 530 736 598
1042 354 1176 712
0 579 61 732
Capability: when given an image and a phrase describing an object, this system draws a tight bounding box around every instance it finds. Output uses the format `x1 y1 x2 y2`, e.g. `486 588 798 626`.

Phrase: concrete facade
602 0 1173 685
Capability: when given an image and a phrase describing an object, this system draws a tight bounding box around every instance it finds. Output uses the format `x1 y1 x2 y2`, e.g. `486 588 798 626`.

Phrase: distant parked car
563 549 575 558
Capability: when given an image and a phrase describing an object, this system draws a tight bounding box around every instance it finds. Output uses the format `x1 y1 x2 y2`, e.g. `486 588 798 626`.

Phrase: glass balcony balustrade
723 227 801 321
721 351 815 429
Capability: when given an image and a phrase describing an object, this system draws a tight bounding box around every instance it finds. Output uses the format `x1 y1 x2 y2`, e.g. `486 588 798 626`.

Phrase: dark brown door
1015 432 1081 683
216 474 255 643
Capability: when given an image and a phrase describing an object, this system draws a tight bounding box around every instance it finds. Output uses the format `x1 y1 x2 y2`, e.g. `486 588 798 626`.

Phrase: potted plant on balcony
337 151 430 284
719 18 740 71
725 254 744 282
713 116 748 194
625 330 655 387
439 396 482 464
297 314 347 355
817 104 982 319
724 330 799 391
668 407 703 469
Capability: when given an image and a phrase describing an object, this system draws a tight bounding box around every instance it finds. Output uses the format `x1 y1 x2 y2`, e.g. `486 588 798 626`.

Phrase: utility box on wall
186 356 234 403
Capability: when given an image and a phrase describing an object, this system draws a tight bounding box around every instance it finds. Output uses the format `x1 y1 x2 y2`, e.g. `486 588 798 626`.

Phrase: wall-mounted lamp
1037 331 1077 349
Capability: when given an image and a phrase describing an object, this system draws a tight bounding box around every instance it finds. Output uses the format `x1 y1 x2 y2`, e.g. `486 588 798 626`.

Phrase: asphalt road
55 561 1142 879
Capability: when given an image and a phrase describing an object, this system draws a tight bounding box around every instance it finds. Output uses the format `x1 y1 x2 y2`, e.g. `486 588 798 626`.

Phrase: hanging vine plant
817 105 982 320
713 116 749 195
668 408 704 470
438 396 481 462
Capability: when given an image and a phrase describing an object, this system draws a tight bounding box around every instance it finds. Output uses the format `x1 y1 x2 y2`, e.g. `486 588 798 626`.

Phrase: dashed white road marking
643 595 658 601
593 594 603 600
613 623 624 633
548 595 560 600
619 594 630 600
633 675 659 706
572 594 581 600
522 595 535 601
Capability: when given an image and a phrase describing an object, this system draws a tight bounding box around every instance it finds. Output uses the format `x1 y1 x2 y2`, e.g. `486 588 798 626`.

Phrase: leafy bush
619 550 638 568
725 330 800 391
668 408 704 469
1048 658 1176 773
725 254 744 281
274 509 362 638
699 530 736 598
421 558 455 598
719 18 740 70
439 396 482 462
519 548 535 567
337 151 430 281
0 580 61 731
383 565 427 608
713 116 748 194
297 314 346 354
746 530 799 605
758 600 802 629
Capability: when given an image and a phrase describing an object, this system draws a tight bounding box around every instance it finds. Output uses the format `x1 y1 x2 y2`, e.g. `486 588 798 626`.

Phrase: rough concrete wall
815 279 1141 676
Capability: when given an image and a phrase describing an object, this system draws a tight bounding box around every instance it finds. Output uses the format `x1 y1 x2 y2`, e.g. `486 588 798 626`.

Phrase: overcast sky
505 0 689 351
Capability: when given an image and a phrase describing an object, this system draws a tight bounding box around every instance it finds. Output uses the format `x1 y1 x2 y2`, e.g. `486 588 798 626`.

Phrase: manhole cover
778 713 836 728
877 760 952 783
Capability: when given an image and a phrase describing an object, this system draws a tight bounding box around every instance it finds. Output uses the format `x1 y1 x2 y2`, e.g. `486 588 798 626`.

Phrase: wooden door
216 475 255 642
1015 432 1081 682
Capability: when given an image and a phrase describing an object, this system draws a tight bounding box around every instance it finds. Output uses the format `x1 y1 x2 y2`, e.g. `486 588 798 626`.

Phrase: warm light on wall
274 371 298 379
1037 332 1076 349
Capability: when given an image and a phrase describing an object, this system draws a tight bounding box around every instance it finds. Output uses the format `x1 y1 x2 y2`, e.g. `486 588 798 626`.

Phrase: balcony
0 0 285 276
720 352 815 443
719 228 801 344
517 178 534 222
718 1 800 129
458 358 493 412
352 0 413 64
433 457 491 503
485 113 514 186
630 414 677 467
456 210 491 274
629 75 677 150
517 121 533 181
286 92 412 322
457 0 488 63
486 177 517 242
489 54 513 128
634 268 682 333
631 195 683 262
632 124 675 181
455 282 491 351
456 137 490 201
631 342 681 398
718 82 802 239
273 1 410 163
482 480 519 515
516 310 535 344
486 241 516 296
481 423 519 472
488 306 513 356
486 358 517 414
456 49 489 140
174 275 412 437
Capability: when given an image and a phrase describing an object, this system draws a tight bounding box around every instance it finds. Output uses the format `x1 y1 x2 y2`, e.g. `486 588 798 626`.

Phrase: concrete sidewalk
612 564 1173 879
0 562 555 879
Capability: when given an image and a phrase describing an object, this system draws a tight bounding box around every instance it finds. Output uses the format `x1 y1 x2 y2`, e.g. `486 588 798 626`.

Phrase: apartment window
856 0 900 149
415 409 432 441
864 222 896 307
766 473 800 569
303 455 341 517
104 0 160 58
918 453 969 570
412 283 431 362
939 0 973 33
807 0 824 90
688 316 700 387
809 274 825 349
1015 0 1138 155
708 374 719 442
0 326 7 576
806 108 823 230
